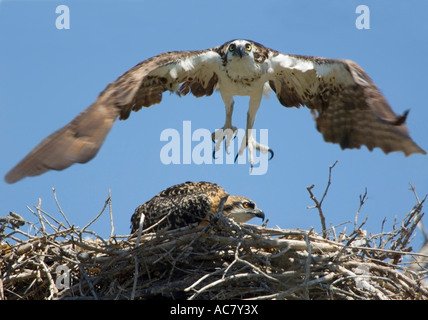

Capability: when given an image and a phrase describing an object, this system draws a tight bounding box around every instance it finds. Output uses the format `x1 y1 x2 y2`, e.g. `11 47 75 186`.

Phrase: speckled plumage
130 181 264 233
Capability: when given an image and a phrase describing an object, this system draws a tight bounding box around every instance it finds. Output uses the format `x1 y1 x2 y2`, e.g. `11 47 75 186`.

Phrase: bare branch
306 160 339 239
52 188 72 228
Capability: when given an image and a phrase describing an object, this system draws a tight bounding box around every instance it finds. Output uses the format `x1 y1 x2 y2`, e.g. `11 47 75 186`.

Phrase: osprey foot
211 126 238 158
234 134 274 164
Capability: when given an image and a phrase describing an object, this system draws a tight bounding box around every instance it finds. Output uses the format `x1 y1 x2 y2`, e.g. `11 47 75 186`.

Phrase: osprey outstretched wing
5 39 425 183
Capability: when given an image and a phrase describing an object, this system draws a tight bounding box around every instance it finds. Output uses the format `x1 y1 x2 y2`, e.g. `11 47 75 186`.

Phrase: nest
1 186 428 300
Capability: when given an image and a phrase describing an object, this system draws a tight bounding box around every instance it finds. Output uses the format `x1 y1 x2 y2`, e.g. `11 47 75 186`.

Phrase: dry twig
306 160 338 238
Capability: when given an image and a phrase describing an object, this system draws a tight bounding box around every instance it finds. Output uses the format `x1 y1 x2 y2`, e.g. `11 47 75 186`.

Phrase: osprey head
222 195 265 223
226 39 255 60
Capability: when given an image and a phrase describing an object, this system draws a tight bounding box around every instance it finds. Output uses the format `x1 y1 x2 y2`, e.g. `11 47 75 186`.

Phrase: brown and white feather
130 181 264 233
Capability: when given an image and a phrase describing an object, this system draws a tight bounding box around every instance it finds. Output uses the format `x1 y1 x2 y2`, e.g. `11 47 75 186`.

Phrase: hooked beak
253 208 265 221
234 46 244 58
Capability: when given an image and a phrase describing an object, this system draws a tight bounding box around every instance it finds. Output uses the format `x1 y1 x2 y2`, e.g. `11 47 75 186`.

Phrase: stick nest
1 196 427 300
1 166 428 300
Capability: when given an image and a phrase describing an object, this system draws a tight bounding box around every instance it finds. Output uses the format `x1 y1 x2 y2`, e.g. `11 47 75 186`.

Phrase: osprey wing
5 49 222 183
268 53 426 156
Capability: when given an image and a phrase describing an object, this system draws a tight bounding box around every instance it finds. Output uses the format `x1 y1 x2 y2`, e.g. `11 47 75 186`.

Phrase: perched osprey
130 181 264 233
5 39 425 183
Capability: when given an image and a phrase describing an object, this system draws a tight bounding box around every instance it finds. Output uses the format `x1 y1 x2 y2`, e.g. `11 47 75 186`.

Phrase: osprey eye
243 202 254 209
229 44 236 52
245 43 252 51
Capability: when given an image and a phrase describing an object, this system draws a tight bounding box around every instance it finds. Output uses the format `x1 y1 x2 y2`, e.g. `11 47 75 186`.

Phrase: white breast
218 57 271 96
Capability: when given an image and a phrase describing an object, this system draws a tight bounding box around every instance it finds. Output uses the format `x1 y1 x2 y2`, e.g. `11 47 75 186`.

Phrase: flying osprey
5 39 426 183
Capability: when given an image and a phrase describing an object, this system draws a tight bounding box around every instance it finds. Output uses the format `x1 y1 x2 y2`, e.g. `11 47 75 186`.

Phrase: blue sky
1 1 427 251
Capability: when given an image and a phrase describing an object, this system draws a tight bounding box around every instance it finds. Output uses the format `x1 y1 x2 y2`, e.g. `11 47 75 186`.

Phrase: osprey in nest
5 39 425 183
130 181 264 234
